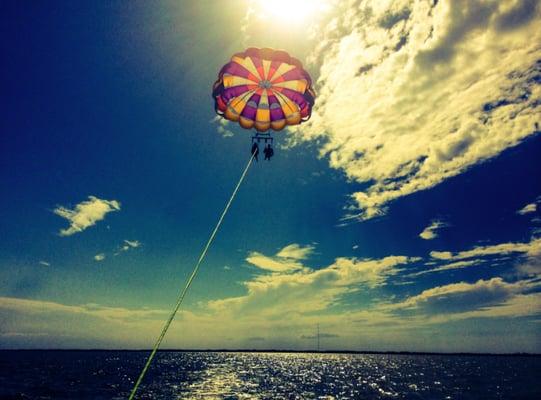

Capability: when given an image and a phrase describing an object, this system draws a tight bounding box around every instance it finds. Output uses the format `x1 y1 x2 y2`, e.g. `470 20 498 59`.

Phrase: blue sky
1 0 540 352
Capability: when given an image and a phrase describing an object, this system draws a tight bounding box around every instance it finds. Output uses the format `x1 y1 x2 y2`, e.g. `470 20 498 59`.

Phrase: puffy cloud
392 277 526 313
382 276 541 326
94 253 106 262
297 0 541 220
210 254 414 316
216 123 234 138
430 237 541 260
212 115 235 138
276 243 315 260
246 252 304 273
451 292 541 320
419 219 448 240
207 244 539 344
246 243 314 272
329 256 414 288
421 236 541 282
53 196 120 236
517 203 537 215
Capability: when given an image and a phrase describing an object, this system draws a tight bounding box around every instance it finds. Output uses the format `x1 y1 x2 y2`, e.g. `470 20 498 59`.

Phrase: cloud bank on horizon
2 237 540 352
298 0 541 220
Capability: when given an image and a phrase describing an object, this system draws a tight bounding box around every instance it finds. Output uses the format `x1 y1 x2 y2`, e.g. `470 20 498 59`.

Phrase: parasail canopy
213 47 315 132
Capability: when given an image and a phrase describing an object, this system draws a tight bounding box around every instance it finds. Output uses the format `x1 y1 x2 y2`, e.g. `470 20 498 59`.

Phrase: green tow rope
128 153 255 399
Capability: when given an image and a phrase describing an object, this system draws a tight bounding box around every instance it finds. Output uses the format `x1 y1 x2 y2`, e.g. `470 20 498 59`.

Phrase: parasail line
128 153 256 400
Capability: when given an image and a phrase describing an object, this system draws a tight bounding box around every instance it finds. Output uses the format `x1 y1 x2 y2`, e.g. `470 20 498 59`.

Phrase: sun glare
256 0 332 24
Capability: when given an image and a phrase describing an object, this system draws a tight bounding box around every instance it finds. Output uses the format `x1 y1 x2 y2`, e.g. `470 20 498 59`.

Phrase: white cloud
94 253 106 262
113 239 141 256
373 276 541 329
407 260 481 277
120 239 141 252
217 125 234 138
517 203 537 215
388 277 536 316
246 243 314 272
449 292 541 321
420 236 541 281
419 220 448 240
297 0 541 220
276 243 315 260
2 285 539 352
329 256 413 288
207 243 539 344
515 250 541 278
2 248 539 351
0 296 167 323
211 254 414 316
0 296 173 348
38 261 50 267
53 196 120 236
212 116 235 138
246 251 304 273
430 237 541 260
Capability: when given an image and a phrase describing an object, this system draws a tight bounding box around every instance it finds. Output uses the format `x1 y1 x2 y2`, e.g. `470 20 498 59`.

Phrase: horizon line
1 348 539 357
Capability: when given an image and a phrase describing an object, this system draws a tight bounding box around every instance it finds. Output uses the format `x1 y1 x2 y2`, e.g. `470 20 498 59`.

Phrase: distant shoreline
1 349 539 357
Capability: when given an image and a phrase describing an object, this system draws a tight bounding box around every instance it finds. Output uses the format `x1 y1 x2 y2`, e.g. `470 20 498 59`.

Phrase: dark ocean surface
0 351 539 399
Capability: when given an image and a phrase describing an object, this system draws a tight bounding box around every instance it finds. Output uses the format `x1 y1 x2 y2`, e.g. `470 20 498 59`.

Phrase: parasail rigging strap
128 153 256 400
252 132 273 144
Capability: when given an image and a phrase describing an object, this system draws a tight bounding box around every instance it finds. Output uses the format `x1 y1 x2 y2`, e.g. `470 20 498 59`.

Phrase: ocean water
0 351 539 399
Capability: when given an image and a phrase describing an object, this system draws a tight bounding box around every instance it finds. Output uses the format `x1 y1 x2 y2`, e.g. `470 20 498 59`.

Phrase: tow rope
128 153 255 399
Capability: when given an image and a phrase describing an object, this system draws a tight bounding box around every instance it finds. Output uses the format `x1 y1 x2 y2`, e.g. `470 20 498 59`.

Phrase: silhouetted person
251 142 259 162
263 144 274 161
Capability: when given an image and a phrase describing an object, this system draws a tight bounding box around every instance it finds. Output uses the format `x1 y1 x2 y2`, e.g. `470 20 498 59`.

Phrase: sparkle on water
0 351 539 399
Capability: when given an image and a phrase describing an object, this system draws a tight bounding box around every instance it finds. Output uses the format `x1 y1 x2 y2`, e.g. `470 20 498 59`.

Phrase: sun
255 0 333 24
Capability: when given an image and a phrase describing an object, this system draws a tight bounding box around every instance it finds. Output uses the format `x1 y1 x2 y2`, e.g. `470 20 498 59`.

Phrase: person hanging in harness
251 142 260 162
263 144 274 161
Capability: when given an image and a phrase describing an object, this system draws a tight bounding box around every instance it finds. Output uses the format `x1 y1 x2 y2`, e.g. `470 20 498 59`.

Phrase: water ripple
0 351 539 399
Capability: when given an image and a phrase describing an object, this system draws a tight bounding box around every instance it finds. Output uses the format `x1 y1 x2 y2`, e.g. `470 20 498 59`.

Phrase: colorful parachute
213 48 315 132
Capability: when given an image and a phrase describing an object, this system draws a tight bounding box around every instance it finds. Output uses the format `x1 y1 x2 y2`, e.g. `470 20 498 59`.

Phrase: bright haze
1 0 540 353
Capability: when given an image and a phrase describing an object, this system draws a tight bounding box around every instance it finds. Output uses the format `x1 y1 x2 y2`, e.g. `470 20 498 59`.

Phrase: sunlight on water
184 361 255 399
0 351 539 399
